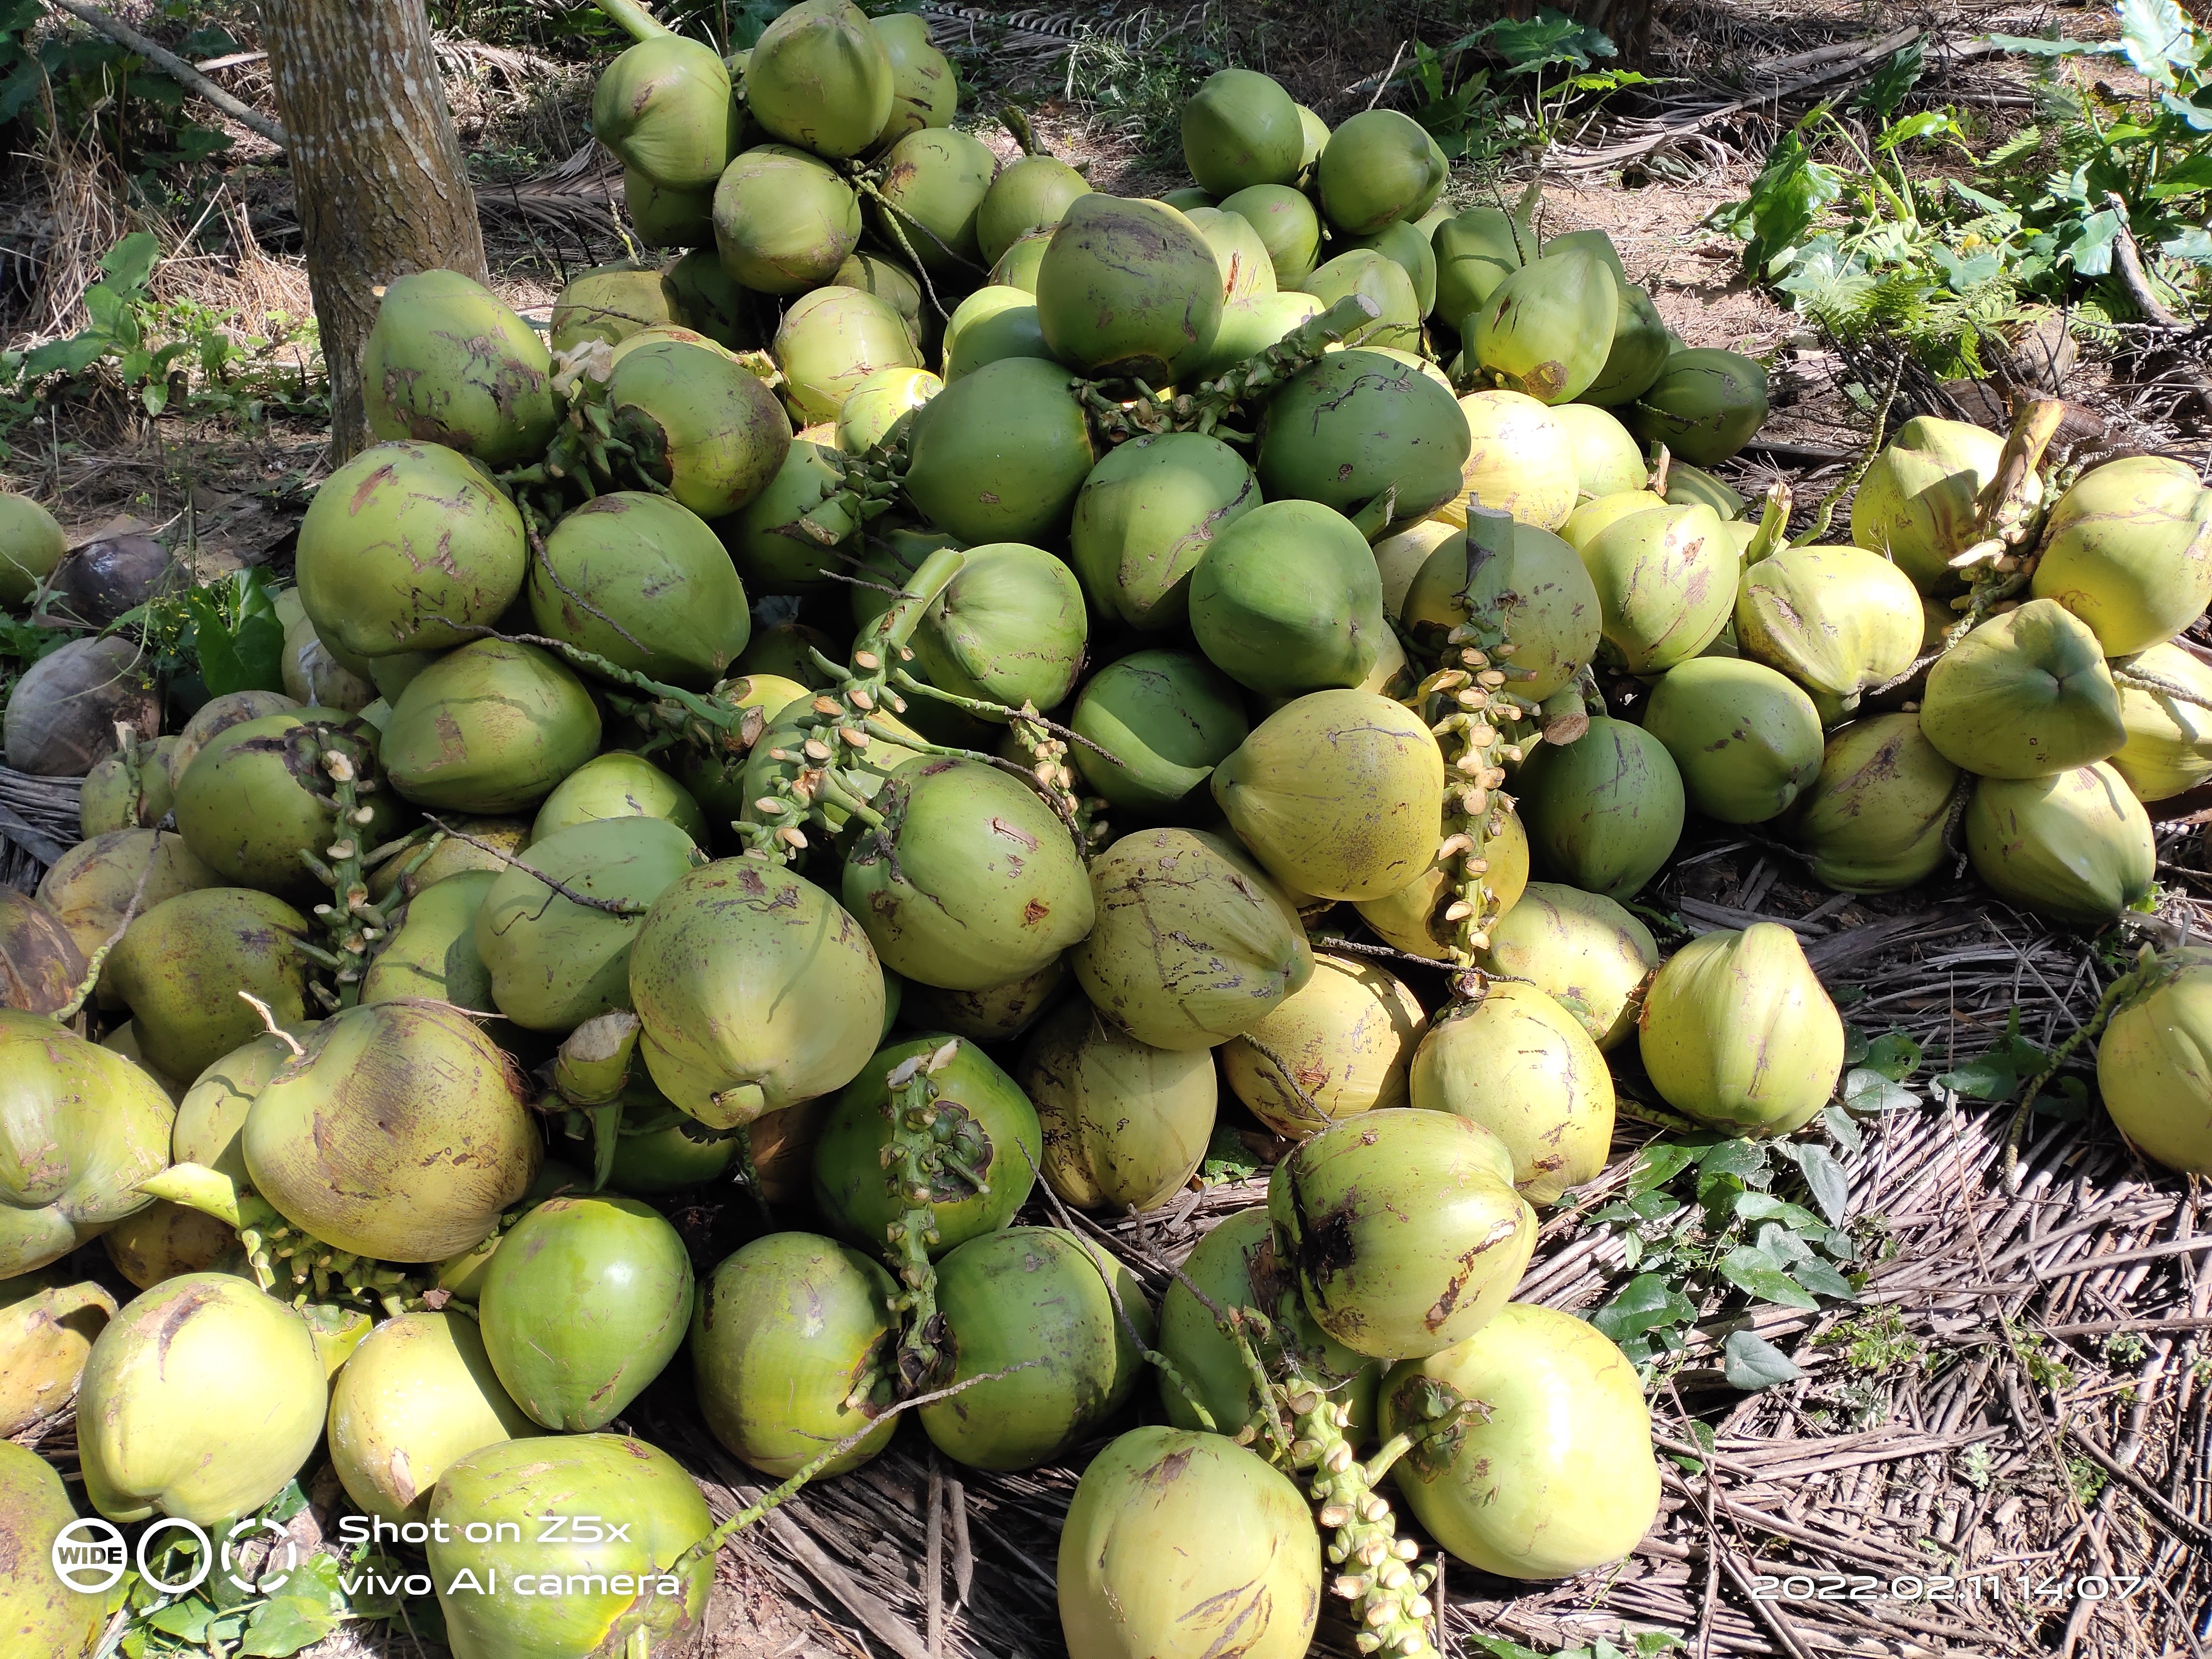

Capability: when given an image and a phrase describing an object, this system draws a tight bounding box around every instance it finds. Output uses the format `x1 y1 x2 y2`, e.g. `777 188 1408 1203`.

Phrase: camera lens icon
51 1518 130 1595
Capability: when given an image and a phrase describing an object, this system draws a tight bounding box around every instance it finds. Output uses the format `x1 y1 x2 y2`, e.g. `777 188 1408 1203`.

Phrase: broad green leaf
240 1595 338 1658
1629 1142 1698 1193
1863 1031 1922 1081
1734 1190 1826 1231
1876 110 1961 152
2147 150 2212 196
2066 207 2124 276
1843 1067 1915 1113
1722 1328 1803 1390
101 231 161 294
1821 1104 1863 1153
2161 226 2212 262
1794 1142 1851 1226
1589 1274 1697 1342
1986 32 2116 60
1718 1245 1820 1309
2117 0 2194 87
1696 1138 1767 1181
146 1599 215 1639
1790 1254 1859 1301
1855 38 1924 119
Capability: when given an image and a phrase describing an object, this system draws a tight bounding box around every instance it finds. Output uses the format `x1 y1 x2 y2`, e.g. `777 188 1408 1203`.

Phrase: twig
47 0 291 148
52 849 153 1023
421 815 648 916
2105 193 2187 331
237 991 306 1058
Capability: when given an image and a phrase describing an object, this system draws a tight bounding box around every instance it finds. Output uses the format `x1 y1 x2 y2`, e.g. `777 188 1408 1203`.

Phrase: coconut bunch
1 18 2206 1659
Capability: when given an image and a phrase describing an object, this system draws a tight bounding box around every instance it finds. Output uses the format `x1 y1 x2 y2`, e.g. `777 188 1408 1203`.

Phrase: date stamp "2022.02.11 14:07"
1748 1571 2152 1611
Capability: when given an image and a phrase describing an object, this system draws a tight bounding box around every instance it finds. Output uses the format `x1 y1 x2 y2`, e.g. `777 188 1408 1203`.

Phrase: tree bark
259 0 489 460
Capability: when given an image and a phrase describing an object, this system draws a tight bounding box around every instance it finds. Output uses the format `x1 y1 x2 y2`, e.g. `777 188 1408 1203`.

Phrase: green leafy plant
104 564 289 698
2 0 238 181
1713 4 2212 370
3 231 327 450
1409 7 1651 165
1582 1024 1927 1387
1470 1631 1685 1659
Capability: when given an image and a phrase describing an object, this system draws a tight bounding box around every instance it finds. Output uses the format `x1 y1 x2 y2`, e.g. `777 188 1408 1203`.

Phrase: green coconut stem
140 1159 434 1318
2000 944 2157 1186
1294 1388 1447 1659
592 0 672 43
683 1359 1043 1569
880 1039 979 1391
1791 353 1904 550
1958 397 2066 571
2113 667 2212 713
1743 481 1791 564
553 1012 643 1192
295 735 388 1009
1076 293 1382 446
999 103 1047 157
1416 505 1541 991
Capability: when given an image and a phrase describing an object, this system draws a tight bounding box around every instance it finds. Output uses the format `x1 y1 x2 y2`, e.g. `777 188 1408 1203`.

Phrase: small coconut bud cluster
879 1039 978 1391
1283 1386 1443 1659
1418 623 1537 972
296 726 404 1010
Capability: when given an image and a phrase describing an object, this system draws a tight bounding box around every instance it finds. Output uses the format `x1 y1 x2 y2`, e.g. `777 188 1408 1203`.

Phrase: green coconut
1296 248 1419 350
1850 415 2035 593
107 888 311 1082
1380 1304 1660 1578
976 156 1093 268
1070 649 1249 811
1399 516 1600 703
477 816 698 1033
1450 390 1578 530
1316 108 1444 236
1432 205 1529 332
1964 762 2156 925
842 757 1094 990
360 271 556 466
839 365 941 452
2029 455 2212 655
1580 284 1671 407
1020 1000 1217 1211
1469 249 1618 405
812 1034 1041 1253
532 751 708 844
530 492 749 689
1734 544 1923 714
1642 657 1824 824
724 438 855 593
1068 432 1260 632
1270 1108 1534 1358
624 168 714 249
297 440 526 660
1549 402 1648 498
1217 183 1321 288
1034 195 1223 383
1576 501 1735 673
606 338 794 518
904 355 1097 544
359 867 498 1010
1639 923 1844 1135
1188 499 1388 697
919 1226 1151 1471
1213 689 1445 901
691 1231 898 1479
172 710 403 900
630 859 884 1128
1072 826 1312 1050
591 31 736 188
871 11 955 144
745 0 893 158
1919 599 2125 779
1630 348 1769 466
872 126 997 276
549 263 685 353
0 492 67 607
2111 641 2212 802
1514 716 1686 900
381 639 600 813
1409 982 1615 1203
1182 68 1303 195
773 283 923 424
908 541 1087 713
1786 713 1962 893
1184 206 1277 302
938 285 1050 383
1220 954 1427 1139
1474 882 1657 1050
1348 218 1438 317
713 144 863 294
1257 347 1470 523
